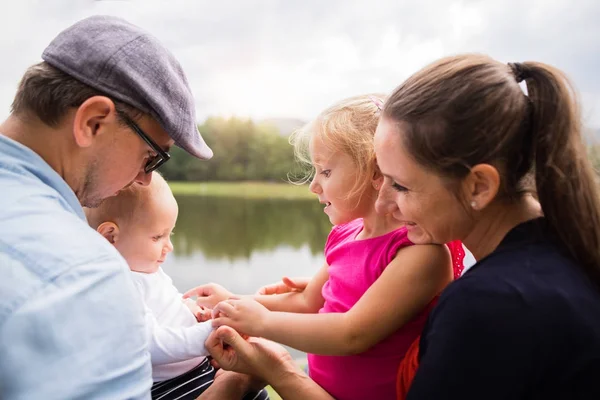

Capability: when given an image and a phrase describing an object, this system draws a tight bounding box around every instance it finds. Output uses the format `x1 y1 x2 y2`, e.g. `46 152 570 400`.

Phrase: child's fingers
256 284 277 295
197 307 212 322
282 276 310 291
213 301 236 318
183 283 220 299
212 317 225 327
182 285 206 298
256 277 296 295
281 276 296 287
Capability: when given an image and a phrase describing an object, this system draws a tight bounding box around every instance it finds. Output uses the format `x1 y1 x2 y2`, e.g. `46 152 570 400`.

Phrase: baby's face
115 190 179 274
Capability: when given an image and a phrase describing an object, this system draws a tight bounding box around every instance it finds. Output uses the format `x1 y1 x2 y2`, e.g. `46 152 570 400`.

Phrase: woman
204 54 600 399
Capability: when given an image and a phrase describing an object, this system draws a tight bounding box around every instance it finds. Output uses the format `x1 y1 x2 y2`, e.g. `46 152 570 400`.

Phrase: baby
85 172 268 400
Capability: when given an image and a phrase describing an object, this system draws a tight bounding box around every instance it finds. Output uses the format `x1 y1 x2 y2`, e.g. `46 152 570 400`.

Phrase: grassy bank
265 386 282 399
168 181 315 200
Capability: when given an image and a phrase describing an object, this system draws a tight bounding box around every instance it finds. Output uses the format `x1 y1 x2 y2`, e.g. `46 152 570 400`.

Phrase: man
0 15 251 399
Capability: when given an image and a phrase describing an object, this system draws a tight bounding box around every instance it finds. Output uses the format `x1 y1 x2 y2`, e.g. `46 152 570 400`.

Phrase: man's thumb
216 325 242 346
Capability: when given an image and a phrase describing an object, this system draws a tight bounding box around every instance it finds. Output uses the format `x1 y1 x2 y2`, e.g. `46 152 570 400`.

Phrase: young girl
186 95 464 400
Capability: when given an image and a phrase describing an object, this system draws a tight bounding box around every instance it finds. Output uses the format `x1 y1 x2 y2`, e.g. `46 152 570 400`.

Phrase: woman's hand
212 298 270 337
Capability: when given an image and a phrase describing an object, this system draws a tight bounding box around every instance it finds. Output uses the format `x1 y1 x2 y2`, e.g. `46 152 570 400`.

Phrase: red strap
396 241 466 399
396 336 420 400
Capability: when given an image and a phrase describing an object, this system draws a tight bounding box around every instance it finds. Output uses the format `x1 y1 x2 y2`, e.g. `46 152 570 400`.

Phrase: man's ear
461 163 501 211
72 96 119 148
97 221 120 244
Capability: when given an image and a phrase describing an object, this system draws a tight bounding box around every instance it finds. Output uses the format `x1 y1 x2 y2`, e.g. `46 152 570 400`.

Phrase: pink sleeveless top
307 219 434 400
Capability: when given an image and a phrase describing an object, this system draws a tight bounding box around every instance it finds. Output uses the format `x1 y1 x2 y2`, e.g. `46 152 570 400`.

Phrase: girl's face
308 135 374 225
374 117 472 244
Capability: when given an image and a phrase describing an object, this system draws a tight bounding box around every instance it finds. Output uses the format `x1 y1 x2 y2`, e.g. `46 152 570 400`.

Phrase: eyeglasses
119 113 171 173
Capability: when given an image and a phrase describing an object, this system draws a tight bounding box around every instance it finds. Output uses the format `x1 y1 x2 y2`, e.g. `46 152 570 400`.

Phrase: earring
374 184 379 190
470 200 477 209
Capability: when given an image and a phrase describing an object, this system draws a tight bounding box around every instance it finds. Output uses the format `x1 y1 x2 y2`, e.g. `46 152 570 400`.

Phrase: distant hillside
259 118 306 137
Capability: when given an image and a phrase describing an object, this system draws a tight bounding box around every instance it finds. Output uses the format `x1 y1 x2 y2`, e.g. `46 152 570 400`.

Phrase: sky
0 0 598 126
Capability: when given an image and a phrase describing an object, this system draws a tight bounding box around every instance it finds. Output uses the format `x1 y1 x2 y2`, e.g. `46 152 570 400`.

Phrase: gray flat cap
42 15 213 160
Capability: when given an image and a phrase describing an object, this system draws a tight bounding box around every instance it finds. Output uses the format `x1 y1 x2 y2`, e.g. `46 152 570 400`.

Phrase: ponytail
519 62 600 286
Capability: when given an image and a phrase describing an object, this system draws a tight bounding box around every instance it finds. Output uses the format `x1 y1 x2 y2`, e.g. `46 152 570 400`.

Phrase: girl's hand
256 276 311 295
212 298 269 337
183 283 234 309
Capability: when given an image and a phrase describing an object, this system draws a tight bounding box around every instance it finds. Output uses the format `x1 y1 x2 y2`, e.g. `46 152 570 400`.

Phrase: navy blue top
407 218 600 400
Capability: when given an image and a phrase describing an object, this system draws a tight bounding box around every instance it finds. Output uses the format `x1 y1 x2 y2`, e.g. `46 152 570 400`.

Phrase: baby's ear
97 222 120 244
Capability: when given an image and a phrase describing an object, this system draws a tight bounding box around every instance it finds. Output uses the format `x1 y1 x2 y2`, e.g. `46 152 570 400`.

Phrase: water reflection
171 196 332 261
165 195 332 295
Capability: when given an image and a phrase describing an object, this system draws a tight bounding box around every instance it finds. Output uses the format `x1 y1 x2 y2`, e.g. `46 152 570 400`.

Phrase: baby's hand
183 283 234 310
212 298 269 338
183 298 212 322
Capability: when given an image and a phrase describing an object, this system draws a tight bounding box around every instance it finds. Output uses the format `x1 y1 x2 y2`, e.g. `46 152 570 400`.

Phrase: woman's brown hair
384 54 600 286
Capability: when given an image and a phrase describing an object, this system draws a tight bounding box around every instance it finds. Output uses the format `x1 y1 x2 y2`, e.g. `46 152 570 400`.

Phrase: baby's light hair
85 172 169 229
290 93 385 203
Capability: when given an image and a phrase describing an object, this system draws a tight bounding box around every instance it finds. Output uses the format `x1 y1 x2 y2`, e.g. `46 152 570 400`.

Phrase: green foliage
588 145 600 174
161 117 305 182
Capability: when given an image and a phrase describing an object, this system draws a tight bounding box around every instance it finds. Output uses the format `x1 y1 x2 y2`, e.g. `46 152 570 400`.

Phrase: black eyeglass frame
119 113 171 173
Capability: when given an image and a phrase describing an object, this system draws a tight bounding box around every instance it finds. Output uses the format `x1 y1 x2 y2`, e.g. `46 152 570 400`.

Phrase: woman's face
374 117 472 245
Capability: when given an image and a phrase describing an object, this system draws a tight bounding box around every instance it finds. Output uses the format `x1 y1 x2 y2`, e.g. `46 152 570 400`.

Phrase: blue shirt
0 135 152 399
408 218 600 400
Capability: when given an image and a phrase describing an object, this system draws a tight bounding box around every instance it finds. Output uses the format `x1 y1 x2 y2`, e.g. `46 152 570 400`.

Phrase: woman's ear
372 163 384 190
462 164 500 211
97 221 120 244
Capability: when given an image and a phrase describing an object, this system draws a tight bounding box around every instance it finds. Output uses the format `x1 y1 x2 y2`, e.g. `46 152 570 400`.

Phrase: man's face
80 114 174 208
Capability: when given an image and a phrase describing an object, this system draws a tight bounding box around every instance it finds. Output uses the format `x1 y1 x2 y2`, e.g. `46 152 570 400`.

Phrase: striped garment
151 358 270 400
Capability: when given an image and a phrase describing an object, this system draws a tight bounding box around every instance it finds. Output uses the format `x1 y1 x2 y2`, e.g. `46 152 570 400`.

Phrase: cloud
0 0 598 125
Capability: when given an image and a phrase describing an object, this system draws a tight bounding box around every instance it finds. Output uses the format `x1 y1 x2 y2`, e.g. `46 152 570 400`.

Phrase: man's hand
196 368 263 400
205 327 336 400
205 326 295 380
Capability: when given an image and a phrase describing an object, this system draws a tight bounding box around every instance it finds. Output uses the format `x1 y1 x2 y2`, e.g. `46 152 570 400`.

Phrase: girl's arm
185 263 329 314
253 263 329 313
213 244 452 355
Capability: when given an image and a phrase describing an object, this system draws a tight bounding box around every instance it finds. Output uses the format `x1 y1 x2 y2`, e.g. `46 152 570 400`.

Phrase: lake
164 195 331 294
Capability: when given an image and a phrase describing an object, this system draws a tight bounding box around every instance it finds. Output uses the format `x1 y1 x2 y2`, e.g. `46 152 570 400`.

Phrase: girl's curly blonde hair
290 93 385 203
